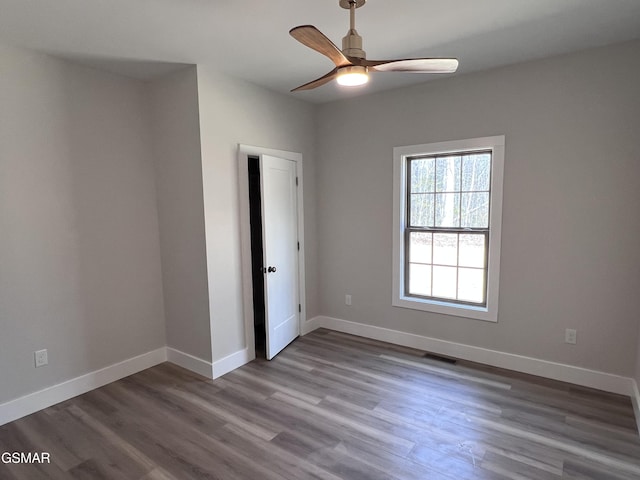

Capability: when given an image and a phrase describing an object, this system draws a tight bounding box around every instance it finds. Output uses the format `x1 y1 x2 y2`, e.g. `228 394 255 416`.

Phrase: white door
260 154 300 359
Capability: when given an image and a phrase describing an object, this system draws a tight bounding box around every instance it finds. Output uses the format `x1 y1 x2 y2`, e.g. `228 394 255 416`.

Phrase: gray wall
0 44 166 403
196 67 317 361
316 40 640 377
149 67 212 361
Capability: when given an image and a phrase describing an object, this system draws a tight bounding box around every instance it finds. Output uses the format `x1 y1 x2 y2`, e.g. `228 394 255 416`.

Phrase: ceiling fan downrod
340 0 366 59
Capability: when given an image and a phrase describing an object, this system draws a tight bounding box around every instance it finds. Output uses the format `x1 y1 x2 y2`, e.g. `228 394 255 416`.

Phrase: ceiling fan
289 0 459 92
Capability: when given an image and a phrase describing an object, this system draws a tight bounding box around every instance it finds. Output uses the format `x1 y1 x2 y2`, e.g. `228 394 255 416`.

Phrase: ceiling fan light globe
336 66 369 86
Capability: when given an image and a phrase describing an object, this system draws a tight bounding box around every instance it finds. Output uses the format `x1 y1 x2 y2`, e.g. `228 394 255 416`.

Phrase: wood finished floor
1 329 639 480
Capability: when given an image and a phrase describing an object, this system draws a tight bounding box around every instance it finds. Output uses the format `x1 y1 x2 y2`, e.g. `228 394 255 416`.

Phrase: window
392 136 504 322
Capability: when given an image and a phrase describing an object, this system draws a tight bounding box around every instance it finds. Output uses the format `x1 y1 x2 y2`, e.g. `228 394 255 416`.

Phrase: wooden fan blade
363 58 459 73
290 25 352 67
291 68 339 92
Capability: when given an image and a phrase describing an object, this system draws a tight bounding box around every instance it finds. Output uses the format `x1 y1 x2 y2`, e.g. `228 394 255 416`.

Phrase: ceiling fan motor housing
342 30 366 59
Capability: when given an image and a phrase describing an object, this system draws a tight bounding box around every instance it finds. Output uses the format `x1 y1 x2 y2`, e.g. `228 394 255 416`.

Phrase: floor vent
423 353 457 364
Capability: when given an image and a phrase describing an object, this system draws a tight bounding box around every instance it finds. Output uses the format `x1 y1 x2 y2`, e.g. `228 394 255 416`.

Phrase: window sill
393 295 498 322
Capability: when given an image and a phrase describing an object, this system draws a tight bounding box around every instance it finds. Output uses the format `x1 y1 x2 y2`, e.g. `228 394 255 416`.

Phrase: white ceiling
1 0 640 103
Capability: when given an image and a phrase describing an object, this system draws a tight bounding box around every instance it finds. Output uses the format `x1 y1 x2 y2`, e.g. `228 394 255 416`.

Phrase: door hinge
298 304 301 313
295 177 299 186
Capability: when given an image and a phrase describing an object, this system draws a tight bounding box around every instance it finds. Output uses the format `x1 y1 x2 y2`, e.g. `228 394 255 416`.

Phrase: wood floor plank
7 412 85 472
1 329 639 479
333 432 456 480
271 391 416 455
216 423 343 480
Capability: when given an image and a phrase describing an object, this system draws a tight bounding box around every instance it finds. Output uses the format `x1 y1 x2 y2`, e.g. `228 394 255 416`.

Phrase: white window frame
392 136 505 322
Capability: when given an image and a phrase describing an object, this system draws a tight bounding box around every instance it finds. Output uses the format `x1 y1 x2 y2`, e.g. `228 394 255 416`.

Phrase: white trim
167 346 251 379
392 136 505 322
631 379 640 436
166 347 213 379
237 144 306 361
300 316 323 336
0 348 166 426
212 348 251 379
303 316 634 396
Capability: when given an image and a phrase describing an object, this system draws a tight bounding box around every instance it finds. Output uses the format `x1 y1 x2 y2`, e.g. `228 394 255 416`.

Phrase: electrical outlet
345 294 352 306
34 349 48 367
565 329 577 345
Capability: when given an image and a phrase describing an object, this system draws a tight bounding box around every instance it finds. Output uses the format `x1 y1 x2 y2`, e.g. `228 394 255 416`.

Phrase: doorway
238 145 307 362
247 156 266 356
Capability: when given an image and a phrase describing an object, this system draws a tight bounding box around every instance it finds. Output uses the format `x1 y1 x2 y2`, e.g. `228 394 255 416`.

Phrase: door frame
237 144 306 362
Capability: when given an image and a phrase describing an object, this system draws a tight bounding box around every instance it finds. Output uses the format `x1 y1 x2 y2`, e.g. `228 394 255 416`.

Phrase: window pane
409 264 431 296
411 158 435 193
462 153 491 192
410 194 434 227
435 156 461 192
433 233 457 266
410 232 432 264
458 268 485 303
459 234 485 268
460 192 489 228
434 193 460 227
432 266 457 299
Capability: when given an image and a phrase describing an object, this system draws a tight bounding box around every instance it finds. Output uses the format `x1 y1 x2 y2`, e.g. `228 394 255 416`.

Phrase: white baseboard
166 346 252 380
0 348 166 426
302 316 635 397
631 380 640 436
212 348 251 379
300 316 322 336
166 347 214 379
